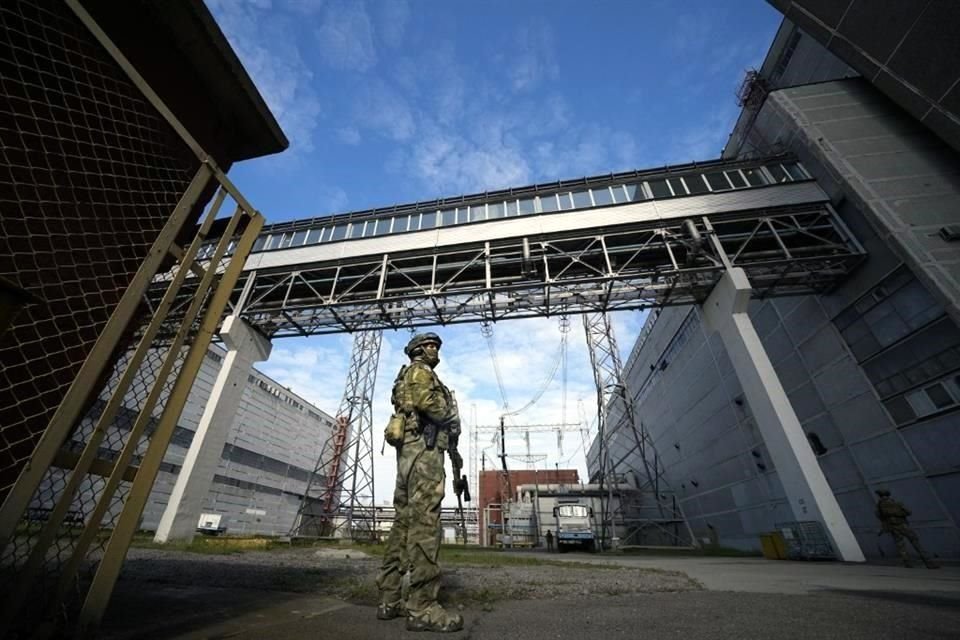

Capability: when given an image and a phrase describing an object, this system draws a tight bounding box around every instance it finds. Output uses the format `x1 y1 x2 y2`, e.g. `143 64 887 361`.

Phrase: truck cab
553 502 595 552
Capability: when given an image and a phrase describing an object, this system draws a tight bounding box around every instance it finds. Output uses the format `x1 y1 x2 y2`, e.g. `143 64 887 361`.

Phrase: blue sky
206 0 783 503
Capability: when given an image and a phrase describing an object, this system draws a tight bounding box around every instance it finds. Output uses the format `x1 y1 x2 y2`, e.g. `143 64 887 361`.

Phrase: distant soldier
376 332 464 632
874 489 939 569
545 529 554 552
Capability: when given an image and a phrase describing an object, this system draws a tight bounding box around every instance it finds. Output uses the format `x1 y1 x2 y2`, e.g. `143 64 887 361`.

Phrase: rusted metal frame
78 208 263 632
0 162 214 550
0 187 228 624
47 207 249 627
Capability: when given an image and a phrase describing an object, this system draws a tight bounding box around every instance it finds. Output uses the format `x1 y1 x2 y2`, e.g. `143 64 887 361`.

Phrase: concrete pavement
99 554 960 639
511 551 960 595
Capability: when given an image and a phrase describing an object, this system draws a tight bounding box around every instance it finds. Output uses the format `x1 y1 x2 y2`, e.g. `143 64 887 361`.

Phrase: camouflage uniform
875 490 938 569
376 333 463 632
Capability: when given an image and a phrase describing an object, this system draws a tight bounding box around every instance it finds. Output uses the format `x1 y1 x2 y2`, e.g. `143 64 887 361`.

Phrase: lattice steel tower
291 330 382 540
583 312 695 549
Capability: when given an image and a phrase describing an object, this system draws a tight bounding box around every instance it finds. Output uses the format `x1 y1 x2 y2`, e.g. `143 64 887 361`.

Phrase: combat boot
376 601 407 620
405 603 464 632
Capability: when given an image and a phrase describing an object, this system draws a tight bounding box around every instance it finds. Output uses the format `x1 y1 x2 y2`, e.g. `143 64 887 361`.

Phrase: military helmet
404 332 442 357
875 489 891 497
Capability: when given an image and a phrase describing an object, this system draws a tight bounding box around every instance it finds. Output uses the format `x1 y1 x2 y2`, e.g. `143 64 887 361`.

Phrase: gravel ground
120 546 700 607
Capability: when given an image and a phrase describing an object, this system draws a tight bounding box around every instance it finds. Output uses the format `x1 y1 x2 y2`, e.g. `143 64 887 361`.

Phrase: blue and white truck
553 500 595 551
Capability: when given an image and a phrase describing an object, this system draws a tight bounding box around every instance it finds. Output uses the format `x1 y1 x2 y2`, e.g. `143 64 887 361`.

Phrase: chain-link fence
0 1 267 636
0 0 199 503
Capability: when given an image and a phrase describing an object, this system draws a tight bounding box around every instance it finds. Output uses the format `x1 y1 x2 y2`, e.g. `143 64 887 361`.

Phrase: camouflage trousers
887 524 932 566
376 433 445 614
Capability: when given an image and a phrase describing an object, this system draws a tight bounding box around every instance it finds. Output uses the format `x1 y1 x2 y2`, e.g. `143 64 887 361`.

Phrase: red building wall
478 468 579 527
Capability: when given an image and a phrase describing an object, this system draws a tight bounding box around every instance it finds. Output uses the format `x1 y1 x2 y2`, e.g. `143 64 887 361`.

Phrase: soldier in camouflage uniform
875 489 939 569
376 332 464 632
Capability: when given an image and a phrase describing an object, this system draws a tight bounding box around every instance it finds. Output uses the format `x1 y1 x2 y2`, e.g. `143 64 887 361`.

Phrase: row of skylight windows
203 161 809 257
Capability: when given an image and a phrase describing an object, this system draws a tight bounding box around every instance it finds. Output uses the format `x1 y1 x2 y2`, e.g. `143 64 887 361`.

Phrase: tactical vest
878 499 909 521
387 361 456 449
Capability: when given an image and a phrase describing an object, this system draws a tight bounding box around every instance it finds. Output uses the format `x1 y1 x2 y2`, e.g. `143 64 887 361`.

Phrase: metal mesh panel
0 0 197 502
0 218 247 632
1 339 193 624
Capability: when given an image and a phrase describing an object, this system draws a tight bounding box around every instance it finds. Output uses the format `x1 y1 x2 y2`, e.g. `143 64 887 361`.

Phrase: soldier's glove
448 449 463 472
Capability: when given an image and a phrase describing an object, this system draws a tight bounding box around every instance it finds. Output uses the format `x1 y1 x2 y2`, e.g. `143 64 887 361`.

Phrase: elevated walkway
176 155 863 336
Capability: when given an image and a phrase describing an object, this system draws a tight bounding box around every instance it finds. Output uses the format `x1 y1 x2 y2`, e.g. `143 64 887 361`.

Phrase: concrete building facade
140 345 335 537
597 8 960 560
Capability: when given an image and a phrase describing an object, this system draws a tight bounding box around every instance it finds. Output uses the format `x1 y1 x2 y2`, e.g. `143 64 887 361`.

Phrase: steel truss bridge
200 158 863 337
158 154 866 543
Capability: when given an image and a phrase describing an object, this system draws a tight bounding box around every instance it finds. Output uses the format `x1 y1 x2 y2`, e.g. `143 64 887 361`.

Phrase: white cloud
400 123 532 194
667 104 740 163
353 80 416 141
286 0 326 14
336 126 361 145
373 0 410 49
207 0 323 154
315 1 378 71
533 125 640 181
505 25 559 92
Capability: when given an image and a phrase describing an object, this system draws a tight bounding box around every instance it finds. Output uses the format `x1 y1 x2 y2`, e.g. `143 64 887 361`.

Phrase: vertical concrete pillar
154 315 272 543
701 268 865 562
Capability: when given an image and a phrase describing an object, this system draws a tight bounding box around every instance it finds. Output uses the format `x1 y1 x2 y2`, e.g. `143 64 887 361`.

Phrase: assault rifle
451 457 471 545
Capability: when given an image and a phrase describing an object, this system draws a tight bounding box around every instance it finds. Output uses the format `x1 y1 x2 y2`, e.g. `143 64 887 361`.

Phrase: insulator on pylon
480 320 493 338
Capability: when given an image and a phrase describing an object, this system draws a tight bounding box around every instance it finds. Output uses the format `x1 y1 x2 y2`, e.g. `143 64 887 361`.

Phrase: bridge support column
154 314 272 543
701 268 865 562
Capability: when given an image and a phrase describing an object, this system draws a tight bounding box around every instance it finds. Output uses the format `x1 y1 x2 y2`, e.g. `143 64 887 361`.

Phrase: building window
572 189 593 208
685 174 710 195
539 194 559 213
885 373 960 426
806 432 828 455
647 179 671 198
591 186 614 206
704 172 732 191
